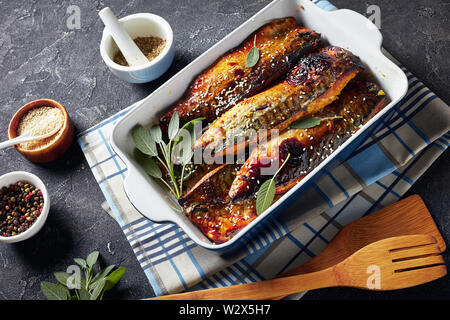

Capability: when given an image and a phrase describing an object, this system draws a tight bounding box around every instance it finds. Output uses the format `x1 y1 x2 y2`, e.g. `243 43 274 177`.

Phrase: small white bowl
0 171 50 243
100 13 174 83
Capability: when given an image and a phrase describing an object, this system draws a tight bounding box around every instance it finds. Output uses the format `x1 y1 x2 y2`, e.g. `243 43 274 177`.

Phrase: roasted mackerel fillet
194 46 364 156
160 17 320 128
179 164 256 244
229 78 388 200
180 78 387 243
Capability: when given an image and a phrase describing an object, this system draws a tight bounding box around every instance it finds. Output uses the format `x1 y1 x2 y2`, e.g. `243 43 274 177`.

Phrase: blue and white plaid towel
78 0 450 298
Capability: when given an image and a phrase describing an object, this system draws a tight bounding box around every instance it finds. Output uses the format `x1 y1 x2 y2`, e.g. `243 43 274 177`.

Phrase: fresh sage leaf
150 125 162 143
159 140 169 160
90 278 105 300
90 265 115 289
173 130 193 166
134 149 162 179
41 252 125 301
55 271 82 290
180 148 193 166
291 116 343 129
246 35 260 68
86 251 99 268
74 258 87 269
255 179 276 216
79 287 91 300
53 272 70 288
40 282 70 300
104 267 126 291
180 117 205 143
131 115 204 200
255 153 291 215
246 47 260 68
132 125 157 156
168 112 180 141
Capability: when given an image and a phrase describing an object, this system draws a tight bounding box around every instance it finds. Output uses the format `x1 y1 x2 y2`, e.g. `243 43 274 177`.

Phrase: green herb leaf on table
86 251 99 268
41 251 125 301
40 282 70 300
74 258 87 269
53 272 70 287
255 153 291 215
79 287 91 300
104 267 126 291
90 278 106 300
90 265 116 289
290 116 343 129
246 35 260 68
132 125 157 156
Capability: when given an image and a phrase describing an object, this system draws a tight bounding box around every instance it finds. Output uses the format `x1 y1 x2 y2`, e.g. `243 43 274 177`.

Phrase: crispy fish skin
160 17 320 128
179 164 257 244
194 46 364 156
179 164 233 207
180 79 386 243
229 79 388 200
184 197 257 244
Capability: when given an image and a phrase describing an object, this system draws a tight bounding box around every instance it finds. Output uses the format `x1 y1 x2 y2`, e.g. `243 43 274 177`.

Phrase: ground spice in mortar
113 36 166 66
0 181 44 237
17 106 64 150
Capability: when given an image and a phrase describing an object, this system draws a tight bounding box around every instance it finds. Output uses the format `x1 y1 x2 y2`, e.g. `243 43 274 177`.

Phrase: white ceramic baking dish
110 0 408 250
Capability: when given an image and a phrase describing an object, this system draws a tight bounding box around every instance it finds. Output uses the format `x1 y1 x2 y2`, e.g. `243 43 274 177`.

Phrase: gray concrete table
0 0 448 300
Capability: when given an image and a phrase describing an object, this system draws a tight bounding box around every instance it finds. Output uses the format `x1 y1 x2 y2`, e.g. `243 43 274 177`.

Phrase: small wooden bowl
8 99 74 163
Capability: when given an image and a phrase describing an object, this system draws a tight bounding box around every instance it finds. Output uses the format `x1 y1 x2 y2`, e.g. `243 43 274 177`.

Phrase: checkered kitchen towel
78 0 450 297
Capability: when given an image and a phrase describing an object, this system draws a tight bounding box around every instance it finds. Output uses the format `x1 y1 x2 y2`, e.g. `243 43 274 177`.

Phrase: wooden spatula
269 194 446 299
149 234 446 300
280 194 445 277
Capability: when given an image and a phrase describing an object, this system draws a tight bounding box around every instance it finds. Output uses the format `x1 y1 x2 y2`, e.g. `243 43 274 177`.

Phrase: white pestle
99 7 149 67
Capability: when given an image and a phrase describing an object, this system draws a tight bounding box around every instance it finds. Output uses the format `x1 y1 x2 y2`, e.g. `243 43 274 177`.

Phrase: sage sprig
246 35 260 68
290 116 343 129
256 153 291 215
132 113 204 199
40 251 126 300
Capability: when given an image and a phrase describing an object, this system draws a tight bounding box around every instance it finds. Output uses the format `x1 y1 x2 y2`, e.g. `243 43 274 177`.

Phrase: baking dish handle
327 8 383 51
123 167 175 223
305 0 383 52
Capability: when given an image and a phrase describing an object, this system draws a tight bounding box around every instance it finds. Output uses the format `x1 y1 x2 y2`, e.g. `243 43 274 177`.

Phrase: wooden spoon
149 234 446 300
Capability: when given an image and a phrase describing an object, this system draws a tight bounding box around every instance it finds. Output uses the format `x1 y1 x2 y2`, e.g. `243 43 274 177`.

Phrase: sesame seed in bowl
8 99 74 163
16 106 65 151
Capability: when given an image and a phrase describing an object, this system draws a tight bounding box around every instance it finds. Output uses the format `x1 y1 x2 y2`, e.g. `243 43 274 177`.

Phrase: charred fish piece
229 78 388 200
179 164 258 244
195 46 364 156
160 17 321 129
